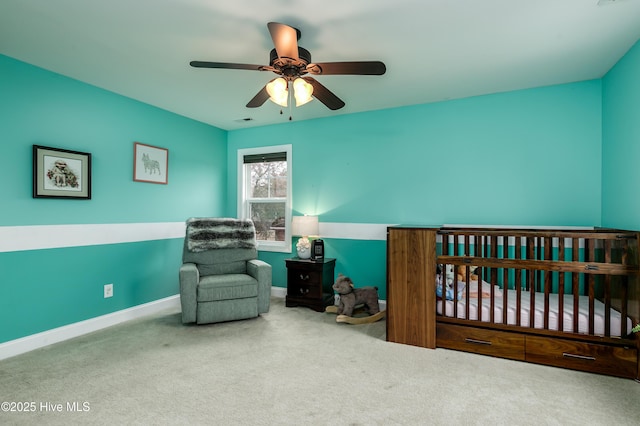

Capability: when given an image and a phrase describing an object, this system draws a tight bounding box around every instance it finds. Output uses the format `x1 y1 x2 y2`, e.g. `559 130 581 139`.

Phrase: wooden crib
386 226 640 380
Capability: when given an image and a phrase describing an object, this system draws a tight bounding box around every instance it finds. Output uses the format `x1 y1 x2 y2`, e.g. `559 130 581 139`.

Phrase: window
237 145 292 252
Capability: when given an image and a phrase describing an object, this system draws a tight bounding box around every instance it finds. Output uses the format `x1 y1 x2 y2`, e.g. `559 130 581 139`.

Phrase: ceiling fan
190 22 386 111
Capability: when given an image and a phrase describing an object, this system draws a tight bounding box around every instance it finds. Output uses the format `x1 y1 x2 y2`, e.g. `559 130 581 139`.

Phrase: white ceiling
1 0 640 131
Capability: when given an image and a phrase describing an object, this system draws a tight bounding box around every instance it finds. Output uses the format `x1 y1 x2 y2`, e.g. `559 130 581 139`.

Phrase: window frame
237 144 292 253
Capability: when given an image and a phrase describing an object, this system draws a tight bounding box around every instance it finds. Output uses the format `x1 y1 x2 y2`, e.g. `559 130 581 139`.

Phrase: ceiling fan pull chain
289 81 293 121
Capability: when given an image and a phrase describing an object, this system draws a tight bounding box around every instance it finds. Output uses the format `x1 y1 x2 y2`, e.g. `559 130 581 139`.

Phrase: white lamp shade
266 77 288 107
292 215 319 237
293 78 313 106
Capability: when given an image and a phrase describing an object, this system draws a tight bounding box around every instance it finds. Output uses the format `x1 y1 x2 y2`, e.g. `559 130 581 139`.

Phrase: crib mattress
436 288 632 337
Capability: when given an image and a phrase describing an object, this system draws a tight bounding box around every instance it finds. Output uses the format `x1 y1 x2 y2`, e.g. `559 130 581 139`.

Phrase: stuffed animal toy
438 264 480 283
326 274 385 324
332 274 380 317
457 265 480 282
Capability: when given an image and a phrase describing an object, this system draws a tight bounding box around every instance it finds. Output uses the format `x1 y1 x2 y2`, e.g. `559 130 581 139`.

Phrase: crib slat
461 239 470 321
604 274 611 337
544 237 552 330
442 236 449 319
587 238 595 335
502 255 509 325
464 236 483 318
464 234 470 257
490 234 501 324
527 237 536 328
621 276 628 336
463 234 470 320
572 238 580 333
452 265 458 319
604 241 616 337
451 237 455 319
603 239 612 337
516 237 522 327
588 274 595 335
604 275 611 337
558 237 565 332
483 235 495 323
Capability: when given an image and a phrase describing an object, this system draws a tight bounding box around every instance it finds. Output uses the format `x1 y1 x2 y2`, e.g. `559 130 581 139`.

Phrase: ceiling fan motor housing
269 47 312 78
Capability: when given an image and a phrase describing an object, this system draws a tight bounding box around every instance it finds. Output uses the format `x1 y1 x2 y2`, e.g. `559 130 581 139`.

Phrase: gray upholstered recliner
179 218 272 324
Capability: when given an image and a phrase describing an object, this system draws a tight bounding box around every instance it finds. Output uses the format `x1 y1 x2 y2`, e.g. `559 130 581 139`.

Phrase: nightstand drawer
287 280 322 298
288 269 322 287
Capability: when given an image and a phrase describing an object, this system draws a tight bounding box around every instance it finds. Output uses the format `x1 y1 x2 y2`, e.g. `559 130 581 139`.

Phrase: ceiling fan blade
303 77 345 110
190 61 265 71
267 22 299 61
246 85 270 108
306 61 386 76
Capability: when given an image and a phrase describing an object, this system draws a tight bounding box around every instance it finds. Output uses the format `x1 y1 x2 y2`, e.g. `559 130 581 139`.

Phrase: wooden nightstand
285 258 336 312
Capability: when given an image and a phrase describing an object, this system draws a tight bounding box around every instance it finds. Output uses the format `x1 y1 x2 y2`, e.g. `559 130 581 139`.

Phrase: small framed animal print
33 145 92 199
133 142 168 184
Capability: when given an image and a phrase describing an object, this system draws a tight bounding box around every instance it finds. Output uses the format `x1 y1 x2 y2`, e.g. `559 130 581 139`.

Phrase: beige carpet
1 297 639 425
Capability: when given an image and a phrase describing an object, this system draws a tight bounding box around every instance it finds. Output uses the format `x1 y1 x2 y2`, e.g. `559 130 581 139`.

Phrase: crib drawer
525 336 637 379
436 324 525 361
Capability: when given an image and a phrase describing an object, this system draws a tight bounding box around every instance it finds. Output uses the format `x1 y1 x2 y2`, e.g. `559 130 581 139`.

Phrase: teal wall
602 40 640 230
0 55 227 343
227 80 603 298
1 55 227 226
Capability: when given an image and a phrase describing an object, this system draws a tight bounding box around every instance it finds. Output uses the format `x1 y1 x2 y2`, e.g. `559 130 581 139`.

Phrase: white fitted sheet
436 287 632 337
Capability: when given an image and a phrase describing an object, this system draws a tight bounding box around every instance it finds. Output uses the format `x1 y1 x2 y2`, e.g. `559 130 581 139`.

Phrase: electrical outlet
104 283 113 298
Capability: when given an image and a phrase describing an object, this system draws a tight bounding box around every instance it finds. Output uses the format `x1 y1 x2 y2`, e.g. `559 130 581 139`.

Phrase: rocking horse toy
325 274 386 324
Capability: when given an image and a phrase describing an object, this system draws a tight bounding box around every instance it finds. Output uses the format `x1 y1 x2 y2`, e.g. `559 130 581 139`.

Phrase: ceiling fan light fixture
266 77 288 107
293 78 313 107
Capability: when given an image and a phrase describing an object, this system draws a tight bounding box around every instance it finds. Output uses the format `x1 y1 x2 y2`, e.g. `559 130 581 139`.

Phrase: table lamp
292 215 319 259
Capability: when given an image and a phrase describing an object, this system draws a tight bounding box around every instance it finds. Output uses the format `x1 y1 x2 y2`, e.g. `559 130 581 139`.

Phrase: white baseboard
271 286 287 298
0 295 181 361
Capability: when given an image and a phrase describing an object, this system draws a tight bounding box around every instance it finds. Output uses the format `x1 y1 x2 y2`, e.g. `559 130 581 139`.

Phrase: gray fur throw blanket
186 218 256 252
